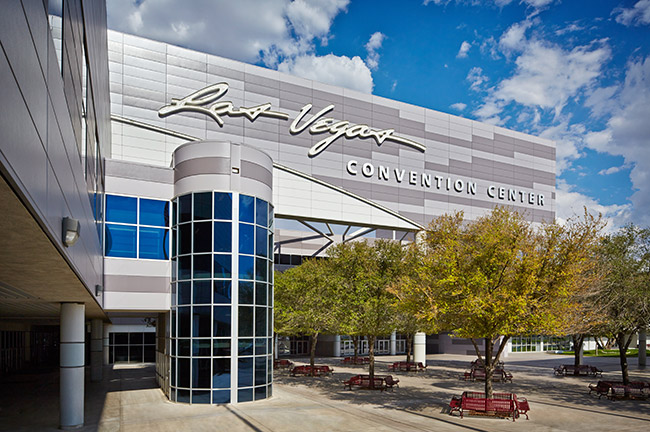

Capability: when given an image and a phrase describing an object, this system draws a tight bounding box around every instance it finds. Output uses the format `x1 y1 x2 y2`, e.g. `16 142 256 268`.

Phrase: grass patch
549 349 638 357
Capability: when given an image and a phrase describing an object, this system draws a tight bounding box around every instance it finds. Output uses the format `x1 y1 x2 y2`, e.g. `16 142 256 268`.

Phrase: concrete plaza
1 353 649 431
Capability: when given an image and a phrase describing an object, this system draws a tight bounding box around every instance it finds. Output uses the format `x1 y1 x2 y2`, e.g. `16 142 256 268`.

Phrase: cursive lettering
159 83 427 157
158 83 290 126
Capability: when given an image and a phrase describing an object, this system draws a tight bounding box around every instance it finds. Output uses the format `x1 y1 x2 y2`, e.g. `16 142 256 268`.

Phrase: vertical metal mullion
231 192 239 404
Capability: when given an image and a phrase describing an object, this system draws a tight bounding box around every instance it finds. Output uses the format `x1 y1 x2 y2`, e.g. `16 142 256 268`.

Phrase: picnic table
290 365 334 376
388 361 427 372
554 364 602 377
589 380 650 400
343 374 400 391
449 391 530 421
340 356 370 365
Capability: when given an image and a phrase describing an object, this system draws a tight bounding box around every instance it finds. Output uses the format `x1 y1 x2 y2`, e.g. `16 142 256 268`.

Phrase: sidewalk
1 353 649 431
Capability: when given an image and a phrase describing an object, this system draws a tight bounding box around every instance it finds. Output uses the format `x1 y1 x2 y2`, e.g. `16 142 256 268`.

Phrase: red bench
555 364 602 377
341 356 370 365
590 381 650 400
343 374 399 391
388 361 427 372
273 359 294 369
449 391 529 421
290 365 334 376
462 366 512 382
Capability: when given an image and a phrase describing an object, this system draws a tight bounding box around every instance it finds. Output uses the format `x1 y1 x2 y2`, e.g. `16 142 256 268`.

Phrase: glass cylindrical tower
169 141 274 404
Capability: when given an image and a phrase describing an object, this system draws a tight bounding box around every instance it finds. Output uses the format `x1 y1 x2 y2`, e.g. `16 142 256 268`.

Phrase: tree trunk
310 333 319 377
616 332 633 385
352 336 359 361
573 334 585 370
484 337 494 399
368 335 376 389
406 334 413 363
595 337 605 350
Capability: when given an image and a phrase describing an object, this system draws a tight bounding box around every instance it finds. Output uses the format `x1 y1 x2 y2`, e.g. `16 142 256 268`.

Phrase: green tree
415 207 603 397
595 224 650 384
274 258 337 375
329 239 407 387
390 244 437 363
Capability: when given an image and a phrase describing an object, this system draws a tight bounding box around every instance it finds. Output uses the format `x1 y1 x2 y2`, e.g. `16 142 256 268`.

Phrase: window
108 332 156 364
105 195 169 260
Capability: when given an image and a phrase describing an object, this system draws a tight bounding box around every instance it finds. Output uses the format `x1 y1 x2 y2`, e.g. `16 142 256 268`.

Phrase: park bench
341 356 370 365
384 375 400 390
463 366 512 382
449 391 529 421
555 364 602 377
273 359 294 369
388 361 427 372
589 380 650 400
343 374 387 391
607 381 650 400
588 381 611 398
290 365 334 377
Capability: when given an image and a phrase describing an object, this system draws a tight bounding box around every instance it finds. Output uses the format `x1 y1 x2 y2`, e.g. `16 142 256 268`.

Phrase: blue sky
106 0 650 230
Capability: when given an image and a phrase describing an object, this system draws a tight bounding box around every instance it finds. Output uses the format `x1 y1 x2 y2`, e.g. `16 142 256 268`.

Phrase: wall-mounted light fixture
62 217 80 247
95 284 103 296
232 167 240 174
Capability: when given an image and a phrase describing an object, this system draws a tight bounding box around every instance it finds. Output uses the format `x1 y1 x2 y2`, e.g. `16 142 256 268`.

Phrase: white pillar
390 331 397 356
414 332 426 366
639 328 647 367
90 319 103 382
333 335 341 357
60 303 85 429
103 324 111 365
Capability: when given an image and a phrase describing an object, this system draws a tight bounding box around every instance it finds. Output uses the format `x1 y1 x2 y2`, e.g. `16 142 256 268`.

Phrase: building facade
1 0 557 426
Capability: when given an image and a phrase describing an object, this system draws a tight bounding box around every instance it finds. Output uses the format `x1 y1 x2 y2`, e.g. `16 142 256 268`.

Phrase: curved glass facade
170 191 274 404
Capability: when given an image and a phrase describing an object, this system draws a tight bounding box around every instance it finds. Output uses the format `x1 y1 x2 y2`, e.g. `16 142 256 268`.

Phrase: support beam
414 332 426 366
91 319 103 382
333 335 341 357
390 331 397 356
60 303 85 429
103 324 111 365
639 328 647 367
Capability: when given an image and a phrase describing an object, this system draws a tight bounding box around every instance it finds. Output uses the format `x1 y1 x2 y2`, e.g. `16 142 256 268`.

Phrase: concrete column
90 319 103 382
333 335 341 357
414 332 426 366
390 331 397 355
103 324 111 365
60 303 85 429
639 328 647 367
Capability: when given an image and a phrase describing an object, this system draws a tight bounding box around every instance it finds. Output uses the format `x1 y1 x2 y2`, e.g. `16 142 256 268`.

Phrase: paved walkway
1 353 649 431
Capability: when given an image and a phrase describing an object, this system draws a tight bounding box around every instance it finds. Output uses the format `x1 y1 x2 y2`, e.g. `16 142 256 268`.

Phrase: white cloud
456 41 471 58
499 20 532 53
466 66 488 91
108 0 292 65
598 166 625 176
106 0 350 66
584 57 650 227
584 85 619 118
278 54 373 93
538 120 586 174
450 102 467 111
286 0 350 41
555 23 585 36
105 0 386 93
482 39 611 119
365 32 386 71
613 0 650 26
555 179 631 232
